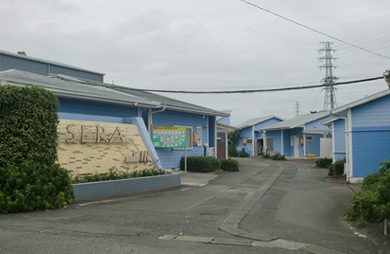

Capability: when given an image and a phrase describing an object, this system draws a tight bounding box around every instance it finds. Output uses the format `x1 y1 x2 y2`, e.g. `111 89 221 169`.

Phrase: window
291 136 294 146
195 126 202 146
267 138 274 151
247 139 252 144
306 136 313 141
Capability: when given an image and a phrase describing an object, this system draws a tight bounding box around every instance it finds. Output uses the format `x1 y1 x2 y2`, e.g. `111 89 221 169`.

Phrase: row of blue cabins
1 49 389 183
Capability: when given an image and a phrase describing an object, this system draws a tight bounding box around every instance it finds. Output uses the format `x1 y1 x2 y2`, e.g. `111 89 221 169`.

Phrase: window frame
174 125 193 150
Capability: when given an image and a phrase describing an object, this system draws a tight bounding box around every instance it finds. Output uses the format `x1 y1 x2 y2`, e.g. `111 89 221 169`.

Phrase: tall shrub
0 162 74 213
0 85 59 167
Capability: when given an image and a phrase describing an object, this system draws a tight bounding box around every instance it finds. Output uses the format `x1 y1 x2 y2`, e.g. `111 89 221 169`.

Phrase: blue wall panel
217 116 230 125
352 95 390 128
282 129 292 156
151 110 208 169
208 116 216 148
305 134 322 156
254 118 283 130
351 129 390 177
57 98 138 123
333 119 346 161
238 126 253 156
305 116 331 131
266 130 281 154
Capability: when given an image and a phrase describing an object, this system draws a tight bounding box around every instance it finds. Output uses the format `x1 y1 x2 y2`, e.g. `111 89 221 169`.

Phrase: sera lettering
66 124 124 143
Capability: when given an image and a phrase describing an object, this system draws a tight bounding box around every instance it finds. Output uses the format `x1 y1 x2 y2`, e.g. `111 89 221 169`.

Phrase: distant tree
228 130 240 157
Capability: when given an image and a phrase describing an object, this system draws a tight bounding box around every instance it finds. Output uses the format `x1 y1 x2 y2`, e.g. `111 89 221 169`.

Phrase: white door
294 136 299 157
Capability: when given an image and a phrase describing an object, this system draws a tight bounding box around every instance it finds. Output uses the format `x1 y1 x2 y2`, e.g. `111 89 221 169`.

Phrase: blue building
0 50 104 82
236 116 284 156
321 89 390 183
259 112 332 158
0 51 229 171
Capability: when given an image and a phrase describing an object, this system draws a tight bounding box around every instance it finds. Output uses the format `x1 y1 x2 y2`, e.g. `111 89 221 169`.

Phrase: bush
228 146 238 157
315 158 332 168
263 153 270 159
72 167 171 183
180 156 221 172
0 85 59 167
220 159 239 171
272 154 287 161
344 189 381 225
328 158 346 177
240 151 249 157
344 160 390 225
0 162 74 213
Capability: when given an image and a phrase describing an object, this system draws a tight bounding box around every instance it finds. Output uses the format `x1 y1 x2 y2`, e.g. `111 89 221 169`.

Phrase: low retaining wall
72 173 181 201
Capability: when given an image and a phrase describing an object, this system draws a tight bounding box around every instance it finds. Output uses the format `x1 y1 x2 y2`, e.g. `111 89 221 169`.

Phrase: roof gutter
148 105 167 137
1 80 159 108
384 69 390 89
166 105 230 117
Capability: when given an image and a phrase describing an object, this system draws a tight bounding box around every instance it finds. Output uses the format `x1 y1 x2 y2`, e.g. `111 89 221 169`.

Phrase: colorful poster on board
152 127 187 148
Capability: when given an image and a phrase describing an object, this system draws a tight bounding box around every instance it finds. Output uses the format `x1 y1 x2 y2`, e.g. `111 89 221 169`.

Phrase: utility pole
318 42 338 110
294 101 300 116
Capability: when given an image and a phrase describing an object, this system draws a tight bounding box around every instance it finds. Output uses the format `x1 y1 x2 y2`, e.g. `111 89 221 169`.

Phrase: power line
238 0 390 60
131 76 384 94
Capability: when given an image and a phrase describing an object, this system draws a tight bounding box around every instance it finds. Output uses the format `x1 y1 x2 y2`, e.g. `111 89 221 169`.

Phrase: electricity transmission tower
318 42 338 110
294 101 300 116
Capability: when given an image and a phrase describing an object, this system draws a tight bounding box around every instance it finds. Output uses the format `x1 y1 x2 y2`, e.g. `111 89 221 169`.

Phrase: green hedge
272 154 287 161
315 158 332 168
344 160 390 226
220 159 239 171
180 156 221 172
0 85 59 167
328 158 346 177
0 162 74 213
240 151 249 157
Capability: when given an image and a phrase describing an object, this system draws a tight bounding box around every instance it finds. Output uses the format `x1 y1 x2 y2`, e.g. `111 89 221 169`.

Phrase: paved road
1 158 389 253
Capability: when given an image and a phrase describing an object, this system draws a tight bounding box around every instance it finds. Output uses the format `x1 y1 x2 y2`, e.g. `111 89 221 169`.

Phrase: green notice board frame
152 127 187 148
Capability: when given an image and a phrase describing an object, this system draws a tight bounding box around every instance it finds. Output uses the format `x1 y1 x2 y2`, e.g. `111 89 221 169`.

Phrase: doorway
256 139 264 156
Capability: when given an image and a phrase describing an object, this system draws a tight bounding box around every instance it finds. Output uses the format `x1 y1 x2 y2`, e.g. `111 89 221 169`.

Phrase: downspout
252 125 255 156
148 106 167 137
225 131 228 159
281 129 284 155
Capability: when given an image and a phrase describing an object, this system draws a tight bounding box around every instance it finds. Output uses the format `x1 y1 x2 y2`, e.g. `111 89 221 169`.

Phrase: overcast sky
1 0 390 126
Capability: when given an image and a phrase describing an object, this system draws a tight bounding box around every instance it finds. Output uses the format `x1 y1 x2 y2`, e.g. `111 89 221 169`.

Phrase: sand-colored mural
57 119 155 175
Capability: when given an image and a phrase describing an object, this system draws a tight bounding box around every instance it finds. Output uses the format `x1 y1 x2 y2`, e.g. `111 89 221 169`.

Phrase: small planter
72 173 181 201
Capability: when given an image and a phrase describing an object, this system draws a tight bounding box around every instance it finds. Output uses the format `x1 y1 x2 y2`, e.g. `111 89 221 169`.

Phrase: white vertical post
184 147 187 173
225 131 228 159
252 125 255 156
281 130 284 155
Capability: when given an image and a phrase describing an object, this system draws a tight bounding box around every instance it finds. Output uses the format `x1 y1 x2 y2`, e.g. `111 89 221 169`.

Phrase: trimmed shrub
240 151 249 157
263 153 270 159
0 162 74 213
220 159 239 171
328 158 346 177
0 85 59 167
228 146 238 157
315 158 332 168
272 154 287 161
180 156 221 172
344 160 390 226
